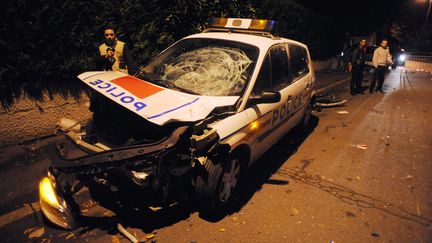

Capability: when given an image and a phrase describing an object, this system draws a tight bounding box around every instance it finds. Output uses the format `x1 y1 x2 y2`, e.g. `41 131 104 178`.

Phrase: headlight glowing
398 54 406 62
39 174 79 229
39 177 61 209
250 121 259 130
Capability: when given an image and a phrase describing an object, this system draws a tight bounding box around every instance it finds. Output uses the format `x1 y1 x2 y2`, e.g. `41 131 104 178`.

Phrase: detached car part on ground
39 18 317 230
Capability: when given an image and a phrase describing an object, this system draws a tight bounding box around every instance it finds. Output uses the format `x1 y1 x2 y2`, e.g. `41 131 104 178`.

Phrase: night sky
297 0 424 35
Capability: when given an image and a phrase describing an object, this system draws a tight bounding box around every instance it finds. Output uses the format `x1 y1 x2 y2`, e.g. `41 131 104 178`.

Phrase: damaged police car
39 18 316 229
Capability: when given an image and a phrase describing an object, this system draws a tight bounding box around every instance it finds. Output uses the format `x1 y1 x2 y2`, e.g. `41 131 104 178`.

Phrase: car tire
299 101 313 130
195 155 241 213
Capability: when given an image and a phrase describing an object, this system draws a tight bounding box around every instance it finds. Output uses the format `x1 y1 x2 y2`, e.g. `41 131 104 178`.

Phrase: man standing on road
369 39 393 93
96 27 138 75
350 38 367 95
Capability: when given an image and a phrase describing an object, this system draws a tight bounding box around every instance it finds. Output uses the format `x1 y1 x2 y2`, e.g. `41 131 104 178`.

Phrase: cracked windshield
142 38 258 96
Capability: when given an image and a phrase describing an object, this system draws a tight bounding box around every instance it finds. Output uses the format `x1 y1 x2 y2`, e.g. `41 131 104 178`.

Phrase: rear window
289 45 309 80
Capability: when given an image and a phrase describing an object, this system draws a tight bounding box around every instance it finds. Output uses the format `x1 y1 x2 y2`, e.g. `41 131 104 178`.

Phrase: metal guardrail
405 55 432 63
404 55 432 72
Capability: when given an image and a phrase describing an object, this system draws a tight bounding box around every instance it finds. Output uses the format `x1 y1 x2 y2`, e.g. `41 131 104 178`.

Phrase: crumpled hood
78 71 239 126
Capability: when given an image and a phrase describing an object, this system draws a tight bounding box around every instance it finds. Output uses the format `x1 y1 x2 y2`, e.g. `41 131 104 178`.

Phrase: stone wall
0 92 92 147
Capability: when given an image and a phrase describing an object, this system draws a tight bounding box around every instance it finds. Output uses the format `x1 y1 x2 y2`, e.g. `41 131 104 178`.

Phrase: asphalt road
0 69 431 242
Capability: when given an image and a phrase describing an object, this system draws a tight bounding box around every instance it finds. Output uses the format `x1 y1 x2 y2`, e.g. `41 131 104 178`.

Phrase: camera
106 47 115 52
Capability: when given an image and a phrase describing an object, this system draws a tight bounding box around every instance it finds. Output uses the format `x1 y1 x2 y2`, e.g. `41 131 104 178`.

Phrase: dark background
1 0 430 108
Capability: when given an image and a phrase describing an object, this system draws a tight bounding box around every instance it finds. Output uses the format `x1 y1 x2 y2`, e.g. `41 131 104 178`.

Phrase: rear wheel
299 100 313 129
195 155 241 213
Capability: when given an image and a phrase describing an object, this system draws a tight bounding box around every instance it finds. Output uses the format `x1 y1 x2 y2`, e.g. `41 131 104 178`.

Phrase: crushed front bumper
39 126 190 230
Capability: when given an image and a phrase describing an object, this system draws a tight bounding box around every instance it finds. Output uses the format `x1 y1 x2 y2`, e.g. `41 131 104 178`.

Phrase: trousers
351 65 364 93
369 65 387 92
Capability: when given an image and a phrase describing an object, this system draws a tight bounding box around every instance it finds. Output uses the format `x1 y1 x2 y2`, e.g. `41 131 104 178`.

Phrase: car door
287 44 313 124
246 43 303 161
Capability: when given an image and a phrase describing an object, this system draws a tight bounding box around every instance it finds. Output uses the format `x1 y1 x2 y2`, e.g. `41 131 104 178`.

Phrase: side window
252 44 292 96
253 53 271 95
270 44 291 89
289 45 309 80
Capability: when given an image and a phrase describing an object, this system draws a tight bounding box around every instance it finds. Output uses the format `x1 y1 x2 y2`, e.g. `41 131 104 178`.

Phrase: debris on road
112 235 121 243
350 144 368 150
291 208 300 215
117 223 139 243
25 226 45 239
337 111 349 114
149 206 162 212
371 231 380 237
345 211 356 218
144 232 156 240
65 233 75 240
218 228 226 232
315 98 347 109
405 175 413 180
416 203 421 216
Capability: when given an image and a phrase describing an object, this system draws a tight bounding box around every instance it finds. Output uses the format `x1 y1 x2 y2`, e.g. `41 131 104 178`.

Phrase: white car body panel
78 71 239 126
79 31 315 167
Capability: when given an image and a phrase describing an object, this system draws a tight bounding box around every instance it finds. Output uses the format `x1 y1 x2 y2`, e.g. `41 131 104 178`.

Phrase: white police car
39 18 316 229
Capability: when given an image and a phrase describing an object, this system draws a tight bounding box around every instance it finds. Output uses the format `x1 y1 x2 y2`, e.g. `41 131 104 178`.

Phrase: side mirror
249 90 281 105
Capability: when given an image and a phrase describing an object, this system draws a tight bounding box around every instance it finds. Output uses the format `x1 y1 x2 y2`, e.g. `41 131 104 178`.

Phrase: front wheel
195 155 241 213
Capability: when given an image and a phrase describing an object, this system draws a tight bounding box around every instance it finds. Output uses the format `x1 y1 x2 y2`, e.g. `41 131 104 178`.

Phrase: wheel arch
230 144 251 171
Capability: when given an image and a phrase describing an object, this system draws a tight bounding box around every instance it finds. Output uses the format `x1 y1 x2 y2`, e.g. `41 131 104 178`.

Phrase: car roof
184 32 308 51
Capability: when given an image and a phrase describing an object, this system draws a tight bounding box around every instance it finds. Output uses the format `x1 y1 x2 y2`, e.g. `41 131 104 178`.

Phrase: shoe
377 89 385 93
369 90 374 94
350 92 357 96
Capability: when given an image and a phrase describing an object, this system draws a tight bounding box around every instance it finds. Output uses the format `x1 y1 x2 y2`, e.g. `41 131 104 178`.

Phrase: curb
316 76 351 94
0 135 60 171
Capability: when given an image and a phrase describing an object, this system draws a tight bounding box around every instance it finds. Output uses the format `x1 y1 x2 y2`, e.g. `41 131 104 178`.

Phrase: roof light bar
208 17 276 32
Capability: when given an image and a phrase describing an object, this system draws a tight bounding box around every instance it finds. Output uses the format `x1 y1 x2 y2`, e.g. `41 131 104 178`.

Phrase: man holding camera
97 28 137 75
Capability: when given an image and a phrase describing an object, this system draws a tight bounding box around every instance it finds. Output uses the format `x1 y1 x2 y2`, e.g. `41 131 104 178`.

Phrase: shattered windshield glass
142 38 259 96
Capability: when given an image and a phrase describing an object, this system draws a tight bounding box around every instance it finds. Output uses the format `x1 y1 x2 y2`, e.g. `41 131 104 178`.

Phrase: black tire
299 100 313 129
195 155 242 213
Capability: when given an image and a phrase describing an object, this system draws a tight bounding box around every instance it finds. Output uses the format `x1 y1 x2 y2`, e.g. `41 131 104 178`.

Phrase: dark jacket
351 46 366 67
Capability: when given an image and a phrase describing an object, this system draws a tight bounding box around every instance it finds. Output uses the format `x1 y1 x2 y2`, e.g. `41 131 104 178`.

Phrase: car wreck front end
40 114 226 229
39 34 259 229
